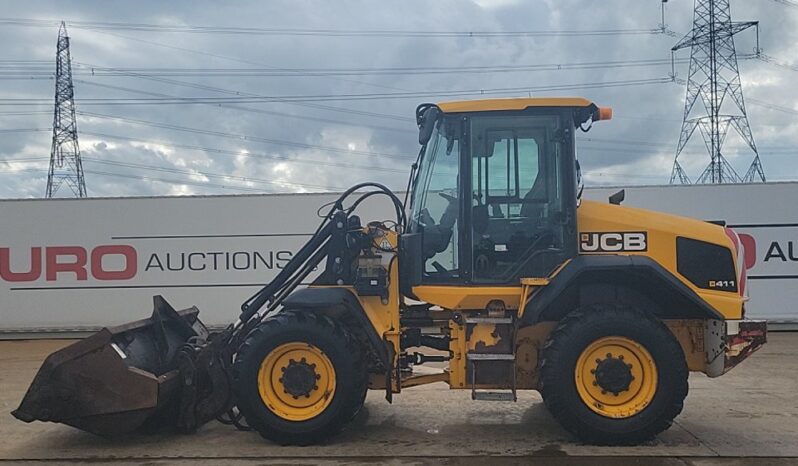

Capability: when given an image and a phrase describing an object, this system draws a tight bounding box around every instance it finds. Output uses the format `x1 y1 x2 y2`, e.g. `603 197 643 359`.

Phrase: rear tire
233 310 367 445
539 304 688 445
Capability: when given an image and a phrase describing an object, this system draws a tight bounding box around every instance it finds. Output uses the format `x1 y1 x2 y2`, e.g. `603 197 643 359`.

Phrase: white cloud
472 0 520 9
129 141 175 157
1 0 797 198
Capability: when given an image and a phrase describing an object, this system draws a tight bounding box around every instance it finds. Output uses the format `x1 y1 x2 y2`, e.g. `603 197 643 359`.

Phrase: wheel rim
574 336 657 419
257 342 336 422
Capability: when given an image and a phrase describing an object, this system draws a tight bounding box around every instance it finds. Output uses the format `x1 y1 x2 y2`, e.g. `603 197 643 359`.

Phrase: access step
472 391 516 401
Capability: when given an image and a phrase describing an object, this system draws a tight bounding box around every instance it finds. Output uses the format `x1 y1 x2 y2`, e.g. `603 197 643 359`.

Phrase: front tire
233 310 366 445
539 304 688 445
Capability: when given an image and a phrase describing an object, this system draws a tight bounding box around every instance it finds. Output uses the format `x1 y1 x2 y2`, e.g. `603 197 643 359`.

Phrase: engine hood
576 199 744 319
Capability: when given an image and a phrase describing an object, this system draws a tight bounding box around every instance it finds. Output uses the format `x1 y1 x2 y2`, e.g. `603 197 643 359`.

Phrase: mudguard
521 255 725 326
282 287 389 367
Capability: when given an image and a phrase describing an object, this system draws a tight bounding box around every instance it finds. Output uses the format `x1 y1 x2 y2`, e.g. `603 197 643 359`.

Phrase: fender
282 287 389 367
521 255 725 325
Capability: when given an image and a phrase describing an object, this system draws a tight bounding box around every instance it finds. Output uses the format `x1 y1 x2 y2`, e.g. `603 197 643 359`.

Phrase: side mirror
609 189 625 205
418 106 441 145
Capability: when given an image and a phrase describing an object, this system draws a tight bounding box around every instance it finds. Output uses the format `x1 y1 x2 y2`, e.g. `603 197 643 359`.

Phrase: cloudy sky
1 0 797 198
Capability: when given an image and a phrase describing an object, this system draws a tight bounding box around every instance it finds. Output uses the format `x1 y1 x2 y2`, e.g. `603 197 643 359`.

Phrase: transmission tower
45 21 86 198
669 0 765 184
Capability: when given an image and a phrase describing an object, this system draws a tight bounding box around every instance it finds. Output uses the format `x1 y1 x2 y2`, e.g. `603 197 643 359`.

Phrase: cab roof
437 97 594 113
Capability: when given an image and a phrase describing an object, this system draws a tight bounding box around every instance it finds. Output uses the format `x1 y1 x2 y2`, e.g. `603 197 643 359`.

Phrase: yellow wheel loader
13 97 767 445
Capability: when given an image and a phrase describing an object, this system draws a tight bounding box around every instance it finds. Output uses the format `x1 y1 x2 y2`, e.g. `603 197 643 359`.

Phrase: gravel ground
1 333 796 465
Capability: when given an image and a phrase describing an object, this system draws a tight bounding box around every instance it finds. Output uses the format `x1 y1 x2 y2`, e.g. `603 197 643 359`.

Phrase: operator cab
406 97 611 286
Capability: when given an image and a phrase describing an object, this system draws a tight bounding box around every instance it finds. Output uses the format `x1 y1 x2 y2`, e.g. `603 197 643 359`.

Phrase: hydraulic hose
237 183 405 327
239 221 333 322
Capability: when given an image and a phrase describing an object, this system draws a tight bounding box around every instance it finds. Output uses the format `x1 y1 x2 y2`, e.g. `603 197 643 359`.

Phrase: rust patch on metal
724 320 767 371
665 319 706 372
514 322 556 389
467 324 502 353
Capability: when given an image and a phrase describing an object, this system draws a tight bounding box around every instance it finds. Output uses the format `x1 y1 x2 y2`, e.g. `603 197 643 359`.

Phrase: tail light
724 227 749 301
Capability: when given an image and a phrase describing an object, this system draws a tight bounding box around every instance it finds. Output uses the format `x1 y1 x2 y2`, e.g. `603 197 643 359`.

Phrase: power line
747 98 798 115
730 55 798 114
0 157 50 164
27 96 794 169
67 28 690 125
71 78 415 130
2 50 416 125
0 77 673 106
85 169 273 192
766 0 798 8
74 26 666 38
0 128 51 133
0 111 53 116
0 164 682 191
670 76 798 119
0 57 697 78
77 130 414 173
578 137 672 148
0 18 669 38
75 112 413 160
74 76 412 122
8 84 793 172
0 53 418 182
757 53 798 73
74 27 412 95
0 118 681 161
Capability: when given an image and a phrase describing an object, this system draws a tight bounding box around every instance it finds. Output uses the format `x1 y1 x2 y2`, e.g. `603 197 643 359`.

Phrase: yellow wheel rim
574 336 657 419
257 342 336 422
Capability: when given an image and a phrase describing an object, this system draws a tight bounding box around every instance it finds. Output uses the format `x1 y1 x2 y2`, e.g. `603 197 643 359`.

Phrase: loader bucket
12 295 209 436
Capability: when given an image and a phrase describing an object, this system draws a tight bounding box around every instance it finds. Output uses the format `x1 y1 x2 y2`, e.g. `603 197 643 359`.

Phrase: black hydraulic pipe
262 241 330 317
231 239 334 348
239 184 403 325
338 182 406 229
420 334 450 351
399 317 434 327
240 221 333 322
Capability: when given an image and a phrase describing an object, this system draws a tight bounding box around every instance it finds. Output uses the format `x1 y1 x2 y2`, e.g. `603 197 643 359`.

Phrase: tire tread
232 309 367 445
539 303 688 445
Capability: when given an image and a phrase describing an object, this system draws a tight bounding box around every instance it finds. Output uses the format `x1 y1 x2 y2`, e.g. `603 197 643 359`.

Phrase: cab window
470 114 565 282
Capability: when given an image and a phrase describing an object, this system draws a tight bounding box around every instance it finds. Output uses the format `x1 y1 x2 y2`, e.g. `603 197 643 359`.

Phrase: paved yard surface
0 333 796 465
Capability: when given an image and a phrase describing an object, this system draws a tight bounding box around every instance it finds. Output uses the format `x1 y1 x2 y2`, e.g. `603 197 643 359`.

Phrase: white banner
0 193 391 331
1 182 796 332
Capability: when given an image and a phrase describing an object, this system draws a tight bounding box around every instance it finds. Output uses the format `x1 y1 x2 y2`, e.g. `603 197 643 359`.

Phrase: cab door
465 112 577 283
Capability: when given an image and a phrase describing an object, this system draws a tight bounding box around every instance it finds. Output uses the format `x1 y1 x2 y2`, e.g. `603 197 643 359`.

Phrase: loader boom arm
236 183 405 336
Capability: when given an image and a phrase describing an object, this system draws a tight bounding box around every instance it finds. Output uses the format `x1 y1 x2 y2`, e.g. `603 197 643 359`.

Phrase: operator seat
520 174 546 219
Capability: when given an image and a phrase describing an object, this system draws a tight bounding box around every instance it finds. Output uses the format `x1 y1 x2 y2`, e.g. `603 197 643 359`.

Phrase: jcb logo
580 232 647 253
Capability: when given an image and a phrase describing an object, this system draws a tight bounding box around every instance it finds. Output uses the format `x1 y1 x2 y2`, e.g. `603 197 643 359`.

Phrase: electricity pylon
670 0 765 184
46 21 86 198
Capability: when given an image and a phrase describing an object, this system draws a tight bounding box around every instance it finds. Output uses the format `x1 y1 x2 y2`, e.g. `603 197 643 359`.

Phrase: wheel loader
13 97 767 445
